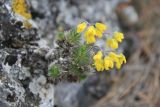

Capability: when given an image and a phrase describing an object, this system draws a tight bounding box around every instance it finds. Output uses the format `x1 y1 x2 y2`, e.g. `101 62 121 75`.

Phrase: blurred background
30 0 160 106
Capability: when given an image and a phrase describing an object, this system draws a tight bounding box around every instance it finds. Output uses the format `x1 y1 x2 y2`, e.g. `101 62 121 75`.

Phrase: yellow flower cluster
106 32 124 49
76 22 126 71
12 0 32 19
76 22 107 44
93 51 126 71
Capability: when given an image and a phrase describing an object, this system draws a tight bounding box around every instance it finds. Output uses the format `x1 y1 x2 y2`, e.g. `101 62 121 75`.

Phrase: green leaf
67 28 81 45
73 44 89 66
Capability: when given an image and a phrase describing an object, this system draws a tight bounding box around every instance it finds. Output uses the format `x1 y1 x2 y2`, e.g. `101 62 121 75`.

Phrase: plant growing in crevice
49 65 60 78
49 22 127 82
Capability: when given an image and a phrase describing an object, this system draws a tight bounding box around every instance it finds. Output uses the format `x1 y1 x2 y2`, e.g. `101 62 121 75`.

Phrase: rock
54 72 113 107
0 100 10 107
54 82 81 107
29 75 54 107
0 71 25 106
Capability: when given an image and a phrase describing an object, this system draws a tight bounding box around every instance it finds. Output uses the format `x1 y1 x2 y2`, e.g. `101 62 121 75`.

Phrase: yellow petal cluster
95 23 107 32
77 22 87 33
114 32 124 42
115 53 126 69
95 23 107 38
93 51 126 71
12 0 32 19
84 26 96 44
106 32 124 49
93 51 104 71
76 22 108 44
108 52 126 70
106 38 118 49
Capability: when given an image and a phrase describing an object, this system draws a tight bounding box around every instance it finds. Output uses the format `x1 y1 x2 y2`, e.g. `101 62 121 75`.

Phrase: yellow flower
95 29 103 38
93 51 104 71
95 23 107 38
77 22 87 33
106 38 118 49
118 53 126 64
93 51 103 60
95 22 107 32
12 0 32 19
108 52 121 69
109 52 126 70
104 56 113 70
115 53 126 69
84 26 96 44
114 32 124 42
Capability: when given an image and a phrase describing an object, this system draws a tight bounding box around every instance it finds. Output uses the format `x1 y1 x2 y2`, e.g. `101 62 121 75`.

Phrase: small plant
49 65 60 78
50 21 126 82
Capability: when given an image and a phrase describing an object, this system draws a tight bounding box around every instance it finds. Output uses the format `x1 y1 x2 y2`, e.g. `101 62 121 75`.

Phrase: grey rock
54 72 113 107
